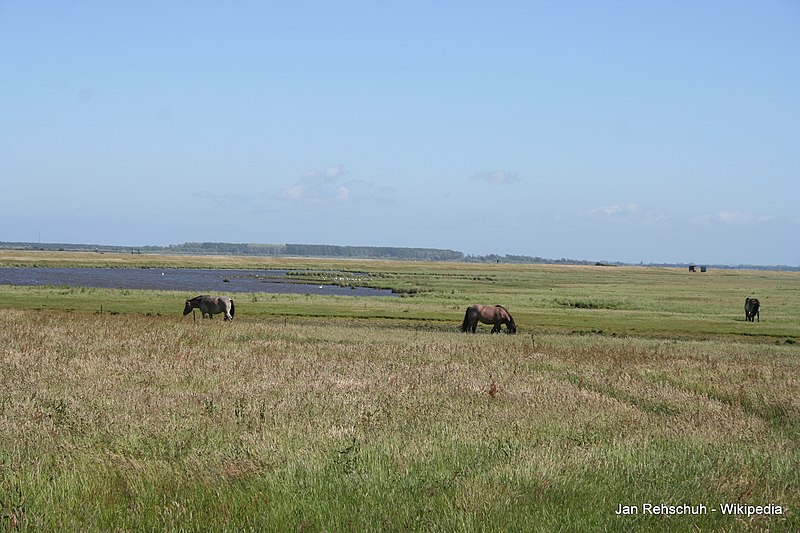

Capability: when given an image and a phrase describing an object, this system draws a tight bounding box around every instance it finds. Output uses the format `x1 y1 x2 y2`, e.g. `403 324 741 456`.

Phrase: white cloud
469 170 520 185
278 165 394 205
694 211 776 225
585 203 670 225
335 186 350 201
279 185 306 201
277 165 350 203
312 164 347 180
587 204 630 217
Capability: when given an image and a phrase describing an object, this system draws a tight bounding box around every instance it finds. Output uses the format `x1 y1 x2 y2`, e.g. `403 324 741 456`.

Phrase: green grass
1 251 799 531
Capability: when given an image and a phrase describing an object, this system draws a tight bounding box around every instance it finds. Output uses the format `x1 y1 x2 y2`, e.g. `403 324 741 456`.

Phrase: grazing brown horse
183 295 235 321
461 304 517 334
744 297 760 322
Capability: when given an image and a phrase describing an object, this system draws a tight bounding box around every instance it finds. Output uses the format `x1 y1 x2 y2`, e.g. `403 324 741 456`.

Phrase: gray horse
183 295 235 321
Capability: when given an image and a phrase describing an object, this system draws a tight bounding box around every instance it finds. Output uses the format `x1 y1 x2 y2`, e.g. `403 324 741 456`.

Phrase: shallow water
0 267 397 297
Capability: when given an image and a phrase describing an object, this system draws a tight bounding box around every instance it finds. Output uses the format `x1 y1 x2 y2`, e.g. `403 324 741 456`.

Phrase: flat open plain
1 251 798 531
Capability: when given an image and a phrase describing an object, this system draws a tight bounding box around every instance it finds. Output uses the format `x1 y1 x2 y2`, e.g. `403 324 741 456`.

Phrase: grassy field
1 251 798 531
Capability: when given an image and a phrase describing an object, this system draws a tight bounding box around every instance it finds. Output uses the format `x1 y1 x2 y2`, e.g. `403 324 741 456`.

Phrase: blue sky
2 1 798 265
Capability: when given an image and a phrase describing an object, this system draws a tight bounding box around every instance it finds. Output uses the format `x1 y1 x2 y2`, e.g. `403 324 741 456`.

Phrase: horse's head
506 320 517 334
182 300 194 315
497 306 517 334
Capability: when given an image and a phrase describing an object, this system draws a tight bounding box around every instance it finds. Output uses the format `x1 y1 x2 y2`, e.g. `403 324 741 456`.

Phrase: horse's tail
230 299 235 318
461 308 471 332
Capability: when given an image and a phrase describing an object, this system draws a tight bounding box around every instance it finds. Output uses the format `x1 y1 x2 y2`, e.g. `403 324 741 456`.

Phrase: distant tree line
0 241 463 262
283 244 464 261
463 254 610 266
158 242 465 261
1 241 796 270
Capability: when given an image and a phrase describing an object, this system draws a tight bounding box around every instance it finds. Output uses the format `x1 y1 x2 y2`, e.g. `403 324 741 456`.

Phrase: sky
1 1 798 265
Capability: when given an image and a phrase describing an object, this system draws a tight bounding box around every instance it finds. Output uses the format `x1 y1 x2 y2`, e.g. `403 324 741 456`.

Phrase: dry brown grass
1 307 798 530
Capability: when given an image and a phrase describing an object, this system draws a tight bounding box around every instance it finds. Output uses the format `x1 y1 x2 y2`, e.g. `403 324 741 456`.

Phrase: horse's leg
491 323 500 333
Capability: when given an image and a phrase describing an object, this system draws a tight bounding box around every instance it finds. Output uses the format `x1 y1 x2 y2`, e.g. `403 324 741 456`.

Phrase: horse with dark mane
744 297 760 322
183 295 235 321
461 304 517 334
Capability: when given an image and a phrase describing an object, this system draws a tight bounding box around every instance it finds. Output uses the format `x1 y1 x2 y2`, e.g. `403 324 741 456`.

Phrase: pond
0 267 398 297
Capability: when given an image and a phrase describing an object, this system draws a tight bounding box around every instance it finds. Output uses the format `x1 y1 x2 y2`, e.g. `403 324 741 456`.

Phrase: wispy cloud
581 205 782 229
587 204 630 217
278 165 395 204
278 165 348 203
584 203 670 225
694 211 776 225
469 170 521 185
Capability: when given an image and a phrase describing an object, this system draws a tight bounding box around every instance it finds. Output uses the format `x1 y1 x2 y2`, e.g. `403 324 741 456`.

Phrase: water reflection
0 267 397 297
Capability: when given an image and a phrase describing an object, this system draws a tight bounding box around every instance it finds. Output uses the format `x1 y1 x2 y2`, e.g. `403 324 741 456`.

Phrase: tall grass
1 253 798 530
1 309 798 531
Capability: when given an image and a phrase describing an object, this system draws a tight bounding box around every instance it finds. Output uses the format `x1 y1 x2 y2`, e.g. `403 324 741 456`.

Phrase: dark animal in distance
744 297 760 322
183 295 235 321
461 304 517 334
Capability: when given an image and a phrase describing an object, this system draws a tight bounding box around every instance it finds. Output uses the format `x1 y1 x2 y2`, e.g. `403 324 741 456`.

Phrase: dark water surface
0 267 397 297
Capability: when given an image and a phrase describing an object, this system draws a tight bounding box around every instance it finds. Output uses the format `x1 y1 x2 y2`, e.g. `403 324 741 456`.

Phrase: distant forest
0 241 796 271
1 240 598 264
2 241 464 261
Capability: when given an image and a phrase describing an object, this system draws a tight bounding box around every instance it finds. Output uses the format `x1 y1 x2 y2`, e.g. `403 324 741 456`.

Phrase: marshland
0 251 798 531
